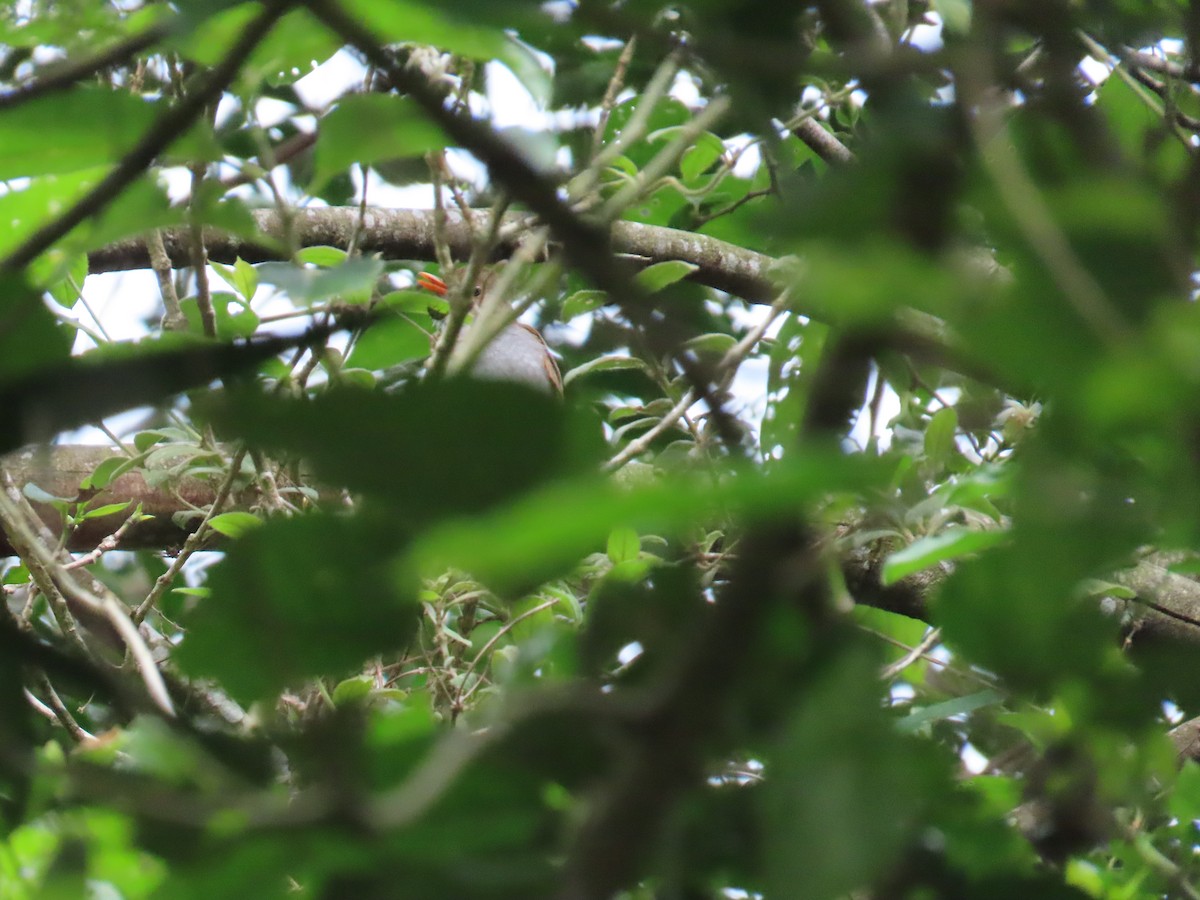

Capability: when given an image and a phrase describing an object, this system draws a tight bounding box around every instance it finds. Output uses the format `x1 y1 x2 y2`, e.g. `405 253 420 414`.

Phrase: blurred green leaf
176 514 418 703
345 316 431 370
313 95 445 187
896 689 1006 734
405 452 887 595
763 645 946 899
204 380 586 523
0 88 217 179
255 257 384 306
882 526 1009 585
207 511 263 538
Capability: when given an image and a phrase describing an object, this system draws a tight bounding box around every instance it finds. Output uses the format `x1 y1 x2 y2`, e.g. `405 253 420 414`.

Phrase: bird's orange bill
417 272 449 296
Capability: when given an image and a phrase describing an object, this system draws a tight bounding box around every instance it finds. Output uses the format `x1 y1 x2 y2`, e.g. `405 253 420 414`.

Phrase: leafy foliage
3 1 1200 898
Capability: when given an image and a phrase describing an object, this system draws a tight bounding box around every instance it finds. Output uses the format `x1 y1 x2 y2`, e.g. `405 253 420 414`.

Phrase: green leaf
881 526 1008 585
211 258 259 303
684 332 737 355
182 293 261 339
294 246 348 267
332 675 374 707
562 354 648 387
23 483 70 504
606 527 640 565
344 317 431 370
255 257 384 306
207 512 263 538
934 0 972 34
78 501 133 521
496 36 553 108
896 689 1005 734
404 452 887 595
342 0 514 62
313 95 445 187
205 380 585 524
1073 578 1136 601
763 645 945 899
2 564 29 585
0 87 217 179
924 406 958 468
764 313 825 461
0 332 306 455
176 515 419 704
79 456 132 491
936 544 1118 694
380 288 444 316
679 132 725 181
43 253 88 307
634 260 699 294
561 289 607 321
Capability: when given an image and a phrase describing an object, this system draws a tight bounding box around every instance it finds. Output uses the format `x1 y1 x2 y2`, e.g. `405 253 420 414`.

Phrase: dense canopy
3 1 1200 897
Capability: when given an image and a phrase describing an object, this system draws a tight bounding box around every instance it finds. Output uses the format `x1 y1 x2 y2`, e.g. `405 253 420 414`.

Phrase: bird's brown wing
516 322 563 397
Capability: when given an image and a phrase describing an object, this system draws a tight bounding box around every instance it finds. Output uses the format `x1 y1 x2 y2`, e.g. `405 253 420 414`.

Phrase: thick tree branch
90 207 776 298
9 447 1200 656
0 445 316 556
88 208 980 380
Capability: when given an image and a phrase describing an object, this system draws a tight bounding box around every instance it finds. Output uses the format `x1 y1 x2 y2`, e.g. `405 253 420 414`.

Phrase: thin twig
880 627 942 680
30 672 96 742
591 35 638 159
0 476 174 716
453 597 559 711
604 291 792 472
64 507 146 570
188 162 217 338
147 230 188 332
134 446 249 623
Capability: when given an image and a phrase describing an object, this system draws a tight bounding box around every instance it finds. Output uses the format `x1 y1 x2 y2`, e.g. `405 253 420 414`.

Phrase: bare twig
880 626 942 680
604 290 792 472
792 116 855 165
147 230 188 332
63 507 146 570
29 672 96 742
0 475 174 717
591 35 638 159
453 597 559 711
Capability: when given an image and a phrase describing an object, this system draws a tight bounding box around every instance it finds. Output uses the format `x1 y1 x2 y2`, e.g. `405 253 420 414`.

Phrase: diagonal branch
0 22 168 112
0 0 290 276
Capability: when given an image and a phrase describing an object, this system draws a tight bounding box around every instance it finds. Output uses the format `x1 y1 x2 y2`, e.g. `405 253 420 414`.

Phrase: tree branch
88 207 982 383
9 447 1200 656
90 207 777 299
0 23 167 112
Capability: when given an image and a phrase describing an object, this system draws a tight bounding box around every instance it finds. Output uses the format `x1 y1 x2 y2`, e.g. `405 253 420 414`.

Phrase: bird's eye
473 285 483 297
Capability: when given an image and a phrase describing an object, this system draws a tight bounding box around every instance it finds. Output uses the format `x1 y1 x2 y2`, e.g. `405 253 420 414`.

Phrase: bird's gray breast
467 323 555 394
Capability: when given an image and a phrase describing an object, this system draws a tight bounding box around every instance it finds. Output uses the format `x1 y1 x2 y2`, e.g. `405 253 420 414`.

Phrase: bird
417 270 563 397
